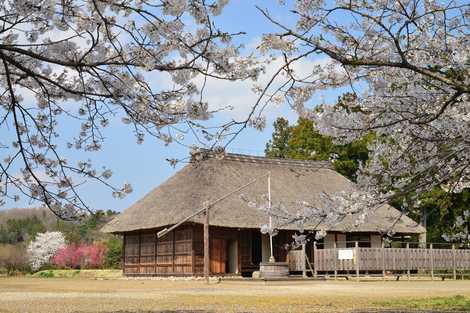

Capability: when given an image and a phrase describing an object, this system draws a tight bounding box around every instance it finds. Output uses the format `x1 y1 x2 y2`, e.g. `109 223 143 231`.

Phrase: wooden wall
191 225 257 275
123 224 193 275
123 224 320 276
122 224 263 276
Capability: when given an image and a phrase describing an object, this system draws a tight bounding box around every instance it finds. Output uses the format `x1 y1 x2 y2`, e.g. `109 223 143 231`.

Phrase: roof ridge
205 151 333 169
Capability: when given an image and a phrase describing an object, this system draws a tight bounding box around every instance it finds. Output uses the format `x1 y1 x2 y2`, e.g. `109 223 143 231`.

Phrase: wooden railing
288 243 470 278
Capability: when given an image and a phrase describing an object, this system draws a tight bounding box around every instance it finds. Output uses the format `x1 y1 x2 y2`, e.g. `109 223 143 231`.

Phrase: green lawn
379 294 470 311
31 269 122 279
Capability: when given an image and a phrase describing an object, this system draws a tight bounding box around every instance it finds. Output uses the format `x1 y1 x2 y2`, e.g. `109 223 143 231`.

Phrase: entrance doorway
226 239 238 274
251 231 262 264
210 238 239 274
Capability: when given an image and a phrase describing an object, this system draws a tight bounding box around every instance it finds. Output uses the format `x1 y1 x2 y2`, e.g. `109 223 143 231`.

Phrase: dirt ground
1 277 470 313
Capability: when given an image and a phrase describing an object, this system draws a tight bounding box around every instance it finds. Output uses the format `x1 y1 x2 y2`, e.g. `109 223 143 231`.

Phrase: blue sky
3 1 346 213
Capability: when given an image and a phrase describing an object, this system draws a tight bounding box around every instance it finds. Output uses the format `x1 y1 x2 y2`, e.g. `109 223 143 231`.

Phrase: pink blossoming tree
53 243 106 269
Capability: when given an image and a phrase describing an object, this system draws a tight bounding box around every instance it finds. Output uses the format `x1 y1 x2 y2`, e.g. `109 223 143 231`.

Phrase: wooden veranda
288 241 470 279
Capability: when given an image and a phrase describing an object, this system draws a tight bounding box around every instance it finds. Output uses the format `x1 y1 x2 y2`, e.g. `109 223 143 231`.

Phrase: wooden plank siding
310 247 470 272
123 233 139 275
124 227 470 276
122 224 260 276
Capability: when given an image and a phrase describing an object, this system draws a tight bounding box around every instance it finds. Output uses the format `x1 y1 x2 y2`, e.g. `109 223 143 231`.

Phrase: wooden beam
333 241 337 280
302 243 307 278
172 230 175 274
430 243 434 280
191 225 195 275
382 241 386 281
452 244 457 280
122 233 126 275
237 231 241 274
313 241 317 278
154 231 158 275
355 241 360 281
204 207 210 282
406 242 410 280
138 232 141 275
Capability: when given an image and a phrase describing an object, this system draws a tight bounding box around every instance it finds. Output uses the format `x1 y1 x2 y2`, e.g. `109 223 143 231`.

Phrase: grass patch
378 295 470 311
32 269 122 279
36 270 56 278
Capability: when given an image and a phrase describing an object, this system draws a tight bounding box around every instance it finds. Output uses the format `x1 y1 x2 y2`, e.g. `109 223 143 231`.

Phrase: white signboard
338 249 354 260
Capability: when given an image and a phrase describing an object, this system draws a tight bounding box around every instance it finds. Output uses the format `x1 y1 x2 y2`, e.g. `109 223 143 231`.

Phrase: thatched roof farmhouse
104 152 425 276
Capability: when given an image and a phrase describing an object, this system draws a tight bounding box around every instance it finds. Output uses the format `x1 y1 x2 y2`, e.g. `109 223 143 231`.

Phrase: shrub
27 231 66 271
37 270 55 278
52 243 106 269
0 244 29 275
104 236 122 269
52 245 81 268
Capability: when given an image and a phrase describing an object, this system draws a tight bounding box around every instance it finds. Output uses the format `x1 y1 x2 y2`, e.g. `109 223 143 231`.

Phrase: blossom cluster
0 0 260 219
256 0 470 242
52 243 106 269
242 188 379 246
27 232 66 270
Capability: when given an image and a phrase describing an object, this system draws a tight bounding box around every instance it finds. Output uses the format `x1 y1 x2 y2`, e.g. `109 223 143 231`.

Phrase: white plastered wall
370 234 382 248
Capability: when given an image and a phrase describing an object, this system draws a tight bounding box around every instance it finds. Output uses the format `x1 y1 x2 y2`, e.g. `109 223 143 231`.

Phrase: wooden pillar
355 241 360 281
122 233 126 275
237 233 242 274
452 244 457 280
333 241 337 280
313 241 317 278
430 243 434 280
191 226 195 275
204 207 210 282
154 231 158 274
406 243 410 280
172 230 175 274
138 232 141 275
302 243 307 278
382 241 386 280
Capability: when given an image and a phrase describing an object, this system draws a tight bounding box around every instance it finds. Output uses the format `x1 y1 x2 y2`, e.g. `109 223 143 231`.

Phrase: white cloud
146 55 333 126
193 56 332 121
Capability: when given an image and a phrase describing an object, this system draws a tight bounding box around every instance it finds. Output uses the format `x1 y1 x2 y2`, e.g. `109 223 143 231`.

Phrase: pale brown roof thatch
102 153 425 234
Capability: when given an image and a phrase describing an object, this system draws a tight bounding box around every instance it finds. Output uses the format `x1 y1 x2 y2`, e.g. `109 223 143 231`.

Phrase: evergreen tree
265 117 371 182
0 216 46 244
265 118 291 159
265 117 470 243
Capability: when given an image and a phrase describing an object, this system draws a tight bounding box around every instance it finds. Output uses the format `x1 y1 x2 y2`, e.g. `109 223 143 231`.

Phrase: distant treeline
0 208 122 275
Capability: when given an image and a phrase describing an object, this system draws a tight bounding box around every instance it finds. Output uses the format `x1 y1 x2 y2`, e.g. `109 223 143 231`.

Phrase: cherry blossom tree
3 0 470 245
52 243 106 269
0 0 259 220
27 231 66 270
241 187 376 247
253 0 470 243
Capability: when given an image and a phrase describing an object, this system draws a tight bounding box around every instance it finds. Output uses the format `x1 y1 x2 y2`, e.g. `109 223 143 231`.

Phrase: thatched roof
102 153 425 235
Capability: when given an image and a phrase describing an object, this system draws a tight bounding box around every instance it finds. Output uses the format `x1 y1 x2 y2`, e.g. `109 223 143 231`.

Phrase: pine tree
265 118 292 159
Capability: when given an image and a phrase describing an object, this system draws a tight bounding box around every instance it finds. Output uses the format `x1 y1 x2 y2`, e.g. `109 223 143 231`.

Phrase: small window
346 233 370 248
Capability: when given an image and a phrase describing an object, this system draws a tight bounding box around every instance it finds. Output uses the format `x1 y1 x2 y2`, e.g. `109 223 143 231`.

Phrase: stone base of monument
259 262 289 279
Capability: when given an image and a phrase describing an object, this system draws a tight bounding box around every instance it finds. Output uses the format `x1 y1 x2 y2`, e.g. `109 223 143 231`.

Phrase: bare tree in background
0 0 259 219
